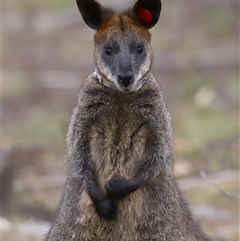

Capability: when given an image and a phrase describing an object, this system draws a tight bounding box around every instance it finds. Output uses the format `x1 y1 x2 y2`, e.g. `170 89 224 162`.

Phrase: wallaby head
76 0 162 92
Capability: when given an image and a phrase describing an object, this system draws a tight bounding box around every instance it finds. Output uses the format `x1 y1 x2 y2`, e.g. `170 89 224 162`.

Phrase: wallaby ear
133 0 162 29
76 0 104 30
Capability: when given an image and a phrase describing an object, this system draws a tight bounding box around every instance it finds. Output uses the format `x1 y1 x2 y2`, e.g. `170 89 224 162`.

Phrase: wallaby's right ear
133 0 162 29
76 0 104 30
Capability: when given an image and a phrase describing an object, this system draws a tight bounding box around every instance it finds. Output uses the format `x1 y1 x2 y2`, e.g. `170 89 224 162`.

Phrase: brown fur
45 1 211 240
94 15 151 43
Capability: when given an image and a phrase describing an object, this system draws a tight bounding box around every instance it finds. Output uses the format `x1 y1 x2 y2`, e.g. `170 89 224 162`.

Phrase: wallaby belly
78 122 148 241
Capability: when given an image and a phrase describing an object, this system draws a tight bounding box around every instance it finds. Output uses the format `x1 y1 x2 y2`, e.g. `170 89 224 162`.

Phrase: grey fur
45 1 211 240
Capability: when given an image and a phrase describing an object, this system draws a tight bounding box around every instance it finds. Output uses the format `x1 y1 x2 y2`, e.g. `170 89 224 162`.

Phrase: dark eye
137 44 144 54
105 47 112 56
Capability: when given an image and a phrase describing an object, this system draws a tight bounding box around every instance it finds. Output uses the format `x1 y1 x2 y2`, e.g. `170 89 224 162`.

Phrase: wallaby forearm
67 121 118 219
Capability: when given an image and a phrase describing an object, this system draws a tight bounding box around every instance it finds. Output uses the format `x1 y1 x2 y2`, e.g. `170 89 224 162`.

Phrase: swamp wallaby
45 0 211 240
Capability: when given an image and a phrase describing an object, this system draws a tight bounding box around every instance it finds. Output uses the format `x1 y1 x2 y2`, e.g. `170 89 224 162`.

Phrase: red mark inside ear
137 8 153 23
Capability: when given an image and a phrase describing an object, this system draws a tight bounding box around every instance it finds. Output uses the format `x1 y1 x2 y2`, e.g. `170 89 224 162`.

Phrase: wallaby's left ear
76 0 104 30
133 0 162 29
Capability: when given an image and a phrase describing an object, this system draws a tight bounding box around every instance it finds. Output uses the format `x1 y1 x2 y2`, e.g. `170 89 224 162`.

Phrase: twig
200 171 240 200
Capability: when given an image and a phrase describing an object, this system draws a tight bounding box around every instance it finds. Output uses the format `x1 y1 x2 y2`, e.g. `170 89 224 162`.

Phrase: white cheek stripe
94 68 102 83
94 68 118 90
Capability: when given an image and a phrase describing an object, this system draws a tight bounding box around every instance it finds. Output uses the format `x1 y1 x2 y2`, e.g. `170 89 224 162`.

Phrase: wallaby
45 0 211 240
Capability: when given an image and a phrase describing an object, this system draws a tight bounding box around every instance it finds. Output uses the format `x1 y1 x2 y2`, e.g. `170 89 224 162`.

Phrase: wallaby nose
117 72 134 87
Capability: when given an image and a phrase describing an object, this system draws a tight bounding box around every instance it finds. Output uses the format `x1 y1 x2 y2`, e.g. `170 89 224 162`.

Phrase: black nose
117 73 134 87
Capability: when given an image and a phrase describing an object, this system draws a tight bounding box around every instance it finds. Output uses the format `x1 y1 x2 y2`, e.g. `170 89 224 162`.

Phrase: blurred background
2 0 239 240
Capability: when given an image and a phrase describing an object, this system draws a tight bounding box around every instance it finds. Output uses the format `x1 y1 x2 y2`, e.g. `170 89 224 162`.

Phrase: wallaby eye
137 44 144 54
105 46 112 56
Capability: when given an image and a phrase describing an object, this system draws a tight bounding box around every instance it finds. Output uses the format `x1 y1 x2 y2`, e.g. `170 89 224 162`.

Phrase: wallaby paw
95 197 117 220
105 176 130 197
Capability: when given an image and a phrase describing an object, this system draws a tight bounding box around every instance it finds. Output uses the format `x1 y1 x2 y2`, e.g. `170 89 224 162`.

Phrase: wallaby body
46 1 210 240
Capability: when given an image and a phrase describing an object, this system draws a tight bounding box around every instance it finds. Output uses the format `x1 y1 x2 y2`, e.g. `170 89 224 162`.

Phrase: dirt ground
2 0 239 240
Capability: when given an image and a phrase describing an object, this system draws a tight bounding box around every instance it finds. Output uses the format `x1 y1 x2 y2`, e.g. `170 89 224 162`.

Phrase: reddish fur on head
94 15 151 44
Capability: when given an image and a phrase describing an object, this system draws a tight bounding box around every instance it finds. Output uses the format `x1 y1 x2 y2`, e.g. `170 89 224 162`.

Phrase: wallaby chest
86 86 149 186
